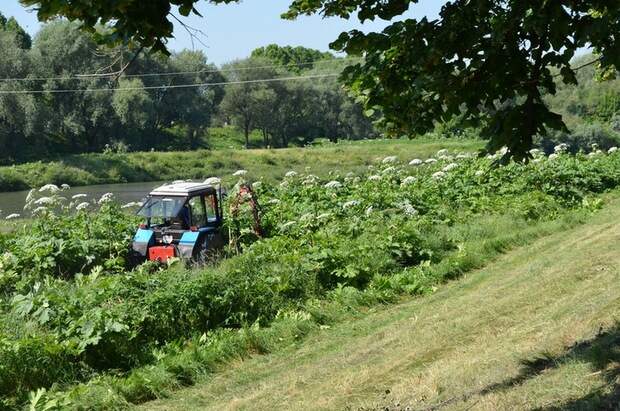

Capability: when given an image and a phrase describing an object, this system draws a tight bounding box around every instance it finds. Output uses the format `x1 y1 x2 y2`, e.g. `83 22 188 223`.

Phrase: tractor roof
149 181 217 197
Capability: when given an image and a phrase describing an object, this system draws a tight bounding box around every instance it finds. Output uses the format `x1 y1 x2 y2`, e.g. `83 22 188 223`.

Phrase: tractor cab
131 181 226 263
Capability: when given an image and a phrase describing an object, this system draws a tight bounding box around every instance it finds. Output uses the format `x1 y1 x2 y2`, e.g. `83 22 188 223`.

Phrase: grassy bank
0 139 481 192
141 192 620 411
17 148 620 409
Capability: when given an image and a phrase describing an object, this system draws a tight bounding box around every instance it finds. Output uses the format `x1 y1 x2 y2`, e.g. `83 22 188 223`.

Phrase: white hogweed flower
39 184 59 193
121 202 138 209
549 153 559 160
324 180 342 189
98 193 114 204
401 176 416 186
425 158 438 164
203 177 221 185
442 163 458 172
382 155 398 164
303 174 319 183
61 184 71 190
368 175 382 181
409 159 423 166
232 169 248 177
432 171 446 180
554 143 569 154
474 170 485 177
75 202 90 211
72 193 88 199
437 149 449 156
5 213 20 220
608 146 618 154
285 171 298 178
32 207 48 215
398 201 418 216
25 189 36 204
381 166 396 174
34 197 54 205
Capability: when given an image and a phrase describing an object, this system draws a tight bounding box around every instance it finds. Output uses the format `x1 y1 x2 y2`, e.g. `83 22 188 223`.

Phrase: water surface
0 181 165 216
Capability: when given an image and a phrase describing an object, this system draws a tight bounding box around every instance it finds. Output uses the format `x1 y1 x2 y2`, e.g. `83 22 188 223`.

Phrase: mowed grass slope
142 196 620 411
0 138 482 191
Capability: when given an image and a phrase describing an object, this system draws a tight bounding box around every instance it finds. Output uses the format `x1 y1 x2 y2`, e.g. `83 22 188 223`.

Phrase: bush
538 122 620 154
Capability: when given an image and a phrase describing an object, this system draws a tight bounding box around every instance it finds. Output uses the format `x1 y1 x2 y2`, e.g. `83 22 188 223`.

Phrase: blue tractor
131 182 226 263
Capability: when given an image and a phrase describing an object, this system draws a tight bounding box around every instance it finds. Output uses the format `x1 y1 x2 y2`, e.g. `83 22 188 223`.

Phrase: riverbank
0 139 482 192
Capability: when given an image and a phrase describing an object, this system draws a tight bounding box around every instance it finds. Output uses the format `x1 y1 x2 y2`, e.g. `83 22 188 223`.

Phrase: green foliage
1 15 31 49
284 1 620 160
0 16 374 162
251 44 334 73
0 20 227 163
2 148 620 407
219 55 376 148
1 194 137 293
0 139 482 192
538 123 620 154
18 0 222 55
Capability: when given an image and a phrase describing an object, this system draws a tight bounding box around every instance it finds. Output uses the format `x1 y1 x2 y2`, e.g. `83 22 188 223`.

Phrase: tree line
0 15 376 164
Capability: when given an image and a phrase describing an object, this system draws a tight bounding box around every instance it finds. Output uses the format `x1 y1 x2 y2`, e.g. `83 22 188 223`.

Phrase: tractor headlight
162 235 173 245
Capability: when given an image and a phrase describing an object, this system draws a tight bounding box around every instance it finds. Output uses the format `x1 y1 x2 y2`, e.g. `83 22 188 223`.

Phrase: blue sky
1 0 443 65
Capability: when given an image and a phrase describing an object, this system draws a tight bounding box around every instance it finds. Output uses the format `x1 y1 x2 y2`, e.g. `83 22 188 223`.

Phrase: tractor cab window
188 195 207 227
205 192 219 224
137 196 186 226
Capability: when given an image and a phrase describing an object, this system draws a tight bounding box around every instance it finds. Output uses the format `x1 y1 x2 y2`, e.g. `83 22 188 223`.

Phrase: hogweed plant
1 146 620 409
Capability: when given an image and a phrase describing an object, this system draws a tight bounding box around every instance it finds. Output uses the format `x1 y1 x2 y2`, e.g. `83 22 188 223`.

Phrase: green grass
138 194 620 411
0 138 482 192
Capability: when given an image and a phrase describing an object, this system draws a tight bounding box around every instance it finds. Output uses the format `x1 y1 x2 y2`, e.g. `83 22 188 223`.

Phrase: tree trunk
244 121 250 149
262 129 269 148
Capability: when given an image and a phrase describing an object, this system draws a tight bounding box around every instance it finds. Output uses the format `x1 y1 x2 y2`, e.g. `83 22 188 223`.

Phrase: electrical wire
0 73 341 95
0 57 362 82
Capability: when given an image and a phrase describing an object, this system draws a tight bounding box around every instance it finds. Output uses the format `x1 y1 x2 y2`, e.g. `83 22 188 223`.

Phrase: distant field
0 138 482 192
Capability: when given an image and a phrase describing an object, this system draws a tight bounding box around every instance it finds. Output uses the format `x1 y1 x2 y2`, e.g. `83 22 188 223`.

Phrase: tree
251 44 334 73
30 21 115 153
21 0 620 159
283 1 620 160
150 50 225 149
112 79 154 134
0 13 32 49
219 58 285 148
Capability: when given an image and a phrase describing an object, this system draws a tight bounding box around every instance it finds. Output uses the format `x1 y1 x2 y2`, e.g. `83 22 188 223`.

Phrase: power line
552 57 601 78
0 57 362 82
0 73 341 95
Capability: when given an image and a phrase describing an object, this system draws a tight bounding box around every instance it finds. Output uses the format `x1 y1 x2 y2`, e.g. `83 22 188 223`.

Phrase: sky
0 0 444 66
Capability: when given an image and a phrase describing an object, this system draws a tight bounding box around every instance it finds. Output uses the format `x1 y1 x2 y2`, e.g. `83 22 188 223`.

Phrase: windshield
137 196 186 219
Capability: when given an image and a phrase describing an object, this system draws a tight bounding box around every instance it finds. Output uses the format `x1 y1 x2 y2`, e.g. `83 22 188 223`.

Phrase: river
0 181 165 216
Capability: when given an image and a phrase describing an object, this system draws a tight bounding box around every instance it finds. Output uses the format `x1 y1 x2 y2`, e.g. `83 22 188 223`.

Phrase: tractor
131 180 261 264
